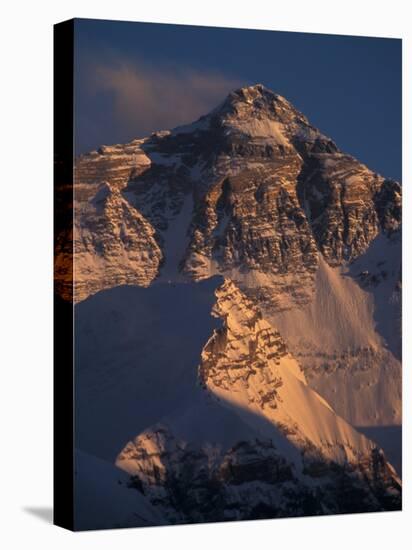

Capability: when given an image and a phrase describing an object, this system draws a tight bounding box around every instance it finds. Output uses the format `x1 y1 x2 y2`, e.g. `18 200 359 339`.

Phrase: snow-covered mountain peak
64 83 402 526
209 84 313 141
222 84 298 114
166 84 316 146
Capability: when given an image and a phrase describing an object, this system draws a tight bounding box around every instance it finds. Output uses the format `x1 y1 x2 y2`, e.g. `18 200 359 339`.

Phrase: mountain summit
198 83 309 127
56 85 401 523
172 83 334 156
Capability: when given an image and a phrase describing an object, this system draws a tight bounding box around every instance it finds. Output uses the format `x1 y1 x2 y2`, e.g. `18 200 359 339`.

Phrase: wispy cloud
76 57 243 153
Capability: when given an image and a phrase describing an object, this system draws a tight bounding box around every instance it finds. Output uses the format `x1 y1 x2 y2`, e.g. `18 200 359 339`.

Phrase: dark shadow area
74 277 223 461
23 507 53 524
356 425 402 478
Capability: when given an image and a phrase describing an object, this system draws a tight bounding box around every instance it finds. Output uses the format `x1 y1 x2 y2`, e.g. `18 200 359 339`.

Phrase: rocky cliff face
297 152 401 266
73 182 162 301
117 426 401 523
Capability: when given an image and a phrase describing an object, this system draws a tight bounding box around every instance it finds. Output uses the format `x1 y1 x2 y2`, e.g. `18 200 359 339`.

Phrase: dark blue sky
75 18 402 181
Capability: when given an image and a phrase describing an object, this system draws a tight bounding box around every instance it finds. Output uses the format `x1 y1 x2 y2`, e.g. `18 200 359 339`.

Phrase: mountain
55 84 402 526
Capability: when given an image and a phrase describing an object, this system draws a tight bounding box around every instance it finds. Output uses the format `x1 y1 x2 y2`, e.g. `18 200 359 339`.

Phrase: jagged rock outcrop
117 427 401 523
199 280 289 400
75 140 152 189
57 140 163 302
69 182 162 302
296 153 401 265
